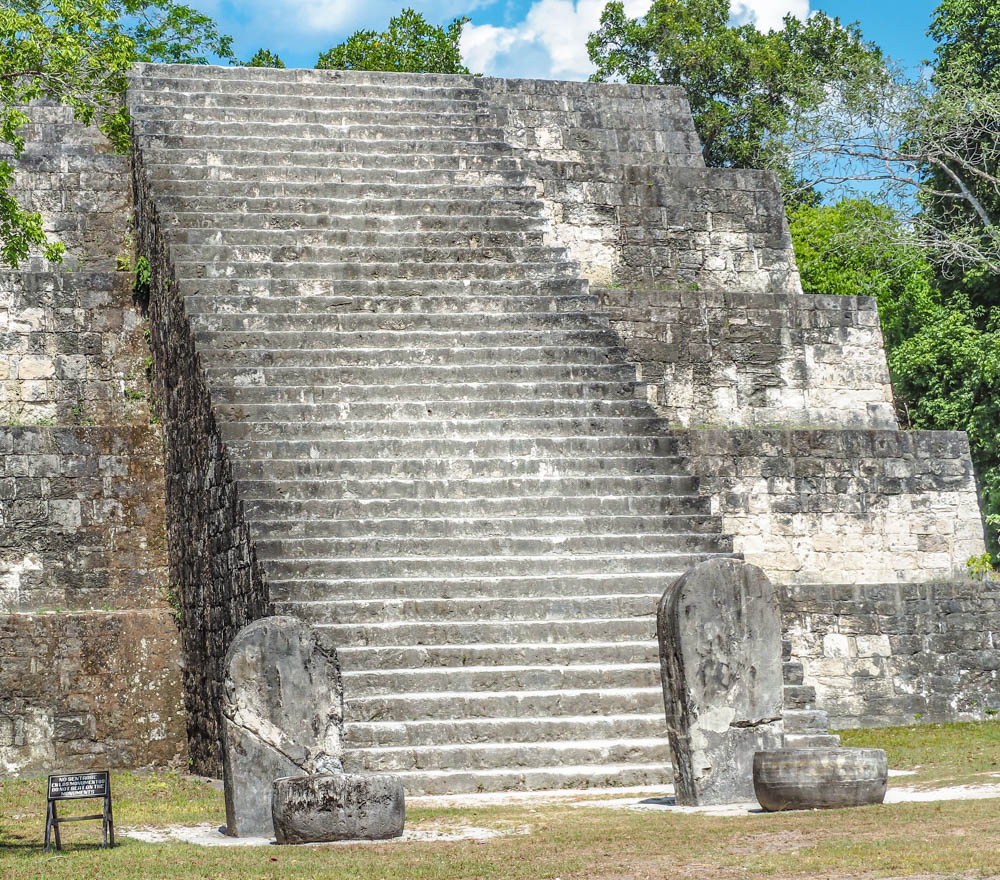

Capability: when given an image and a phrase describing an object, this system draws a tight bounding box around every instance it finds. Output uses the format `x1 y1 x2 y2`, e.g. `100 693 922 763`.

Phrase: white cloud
461 0 812 81
730 0 810 32
461 0 651 80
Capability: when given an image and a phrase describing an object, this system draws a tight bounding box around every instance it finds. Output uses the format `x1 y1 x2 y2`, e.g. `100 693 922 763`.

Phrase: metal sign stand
44 771 115 852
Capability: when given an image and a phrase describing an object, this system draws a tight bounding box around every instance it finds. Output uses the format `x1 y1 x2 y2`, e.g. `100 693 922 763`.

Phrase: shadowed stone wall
781 581 1000 727
132 144 270 777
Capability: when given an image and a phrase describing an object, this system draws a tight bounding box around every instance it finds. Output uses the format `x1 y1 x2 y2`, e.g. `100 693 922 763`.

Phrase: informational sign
44 771 115 851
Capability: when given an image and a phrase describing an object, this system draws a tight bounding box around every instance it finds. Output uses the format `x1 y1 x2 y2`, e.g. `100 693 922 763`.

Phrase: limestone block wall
479 79 798 292
781 581 1000 727
678 429 986 584
0 103 186 776
132 146 270 776
601 288 898 429
0 426 167 613
0 610 185 775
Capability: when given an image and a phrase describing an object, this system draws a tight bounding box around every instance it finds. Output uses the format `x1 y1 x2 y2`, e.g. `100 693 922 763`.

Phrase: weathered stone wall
132 143 270 776
479 79 798 292
0 610 186 775
678 429 986 585
781 580 1000 727
0 426 167 613
0 103 186 776
601 288 898 430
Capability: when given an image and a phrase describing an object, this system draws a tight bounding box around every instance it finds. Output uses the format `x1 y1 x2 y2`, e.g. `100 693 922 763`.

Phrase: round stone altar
271 774 405 844
752 748 888 811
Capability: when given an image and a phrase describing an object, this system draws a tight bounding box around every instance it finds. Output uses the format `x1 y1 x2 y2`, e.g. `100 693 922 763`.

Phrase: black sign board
44 771 115 851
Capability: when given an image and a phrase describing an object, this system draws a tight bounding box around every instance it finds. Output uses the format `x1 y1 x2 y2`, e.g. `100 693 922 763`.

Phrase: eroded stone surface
272 774 405 844
658 558 784 805
222 616 344 837
753 748 888 811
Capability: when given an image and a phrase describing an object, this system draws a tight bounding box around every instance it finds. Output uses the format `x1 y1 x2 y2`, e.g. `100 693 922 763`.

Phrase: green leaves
316 8 470 75
587 0 883 170
0 0 233 267
244 48 284 69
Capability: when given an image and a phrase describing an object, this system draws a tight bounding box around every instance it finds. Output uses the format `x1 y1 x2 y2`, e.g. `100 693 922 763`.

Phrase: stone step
138 133 513 156
130 90 486 113
275 571 714 603
208 364 636 391
344 762 674 796
251 513 722 541
343 712 665 747
200 345 624 369
175 244 570 270
142 148 524 173
176 260 577 282
174 228 544 248
226 434 686 461
190 311 607 334
345 684 663 720
783 734 842 748
186 294 600 316
214 381 636 406
232 453 690 479
153 166 527 189
258 533 724 561
783 660 804 686
242 493 712 520
783 684 817 710
132 104 492 128
261 551 717 581
137 118 506 143
182 277 586 298
237 472 697 500
216 399 651 424
344 737 670 774
155 180 536 202
217 415 672 441
341 662 660 696
282 594 663 625
156 195 542 218
783 709 831 734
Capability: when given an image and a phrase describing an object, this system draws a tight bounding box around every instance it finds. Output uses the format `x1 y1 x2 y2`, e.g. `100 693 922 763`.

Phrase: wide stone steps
241 494 713 521
344 737 670 775
177 259 577 282
345 685 664 721
250 514 723 541
214 400 652 425
282 594 663 625
186 294 600 315
131 63 725 793
214 381 636 406
144 148 524 174
189 311 608 333
174 228 545 248
270 571 711 603
345 661 661 696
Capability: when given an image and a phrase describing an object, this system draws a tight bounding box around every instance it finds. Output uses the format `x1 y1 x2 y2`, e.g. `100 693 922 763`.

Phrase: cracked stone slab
222 615 344 837
657 558 783 805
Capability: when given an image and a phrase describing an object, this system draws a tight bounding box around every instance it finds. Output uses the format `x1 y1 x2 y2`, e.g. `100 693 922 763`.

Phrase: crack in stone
730 716 782 729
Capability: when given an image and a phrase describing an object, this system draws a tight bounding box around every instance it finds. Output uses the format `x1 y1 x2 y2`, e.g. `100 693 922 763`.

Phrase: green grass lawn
2 721 1000 880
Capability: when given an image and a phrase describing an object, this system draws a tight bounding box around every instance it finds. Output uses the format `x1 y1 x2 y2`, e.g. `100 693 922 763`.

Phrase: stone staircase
129 65 737 793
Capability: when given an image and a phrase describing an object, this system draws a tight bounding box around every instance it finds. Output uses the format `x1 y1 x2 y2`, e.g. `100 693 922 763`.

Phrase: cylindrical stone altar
752 748 888 811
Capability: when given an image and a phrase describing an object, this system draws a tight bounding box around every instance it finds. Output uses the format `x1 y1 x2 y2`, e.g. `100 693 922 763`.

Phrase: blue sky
198 0 944 78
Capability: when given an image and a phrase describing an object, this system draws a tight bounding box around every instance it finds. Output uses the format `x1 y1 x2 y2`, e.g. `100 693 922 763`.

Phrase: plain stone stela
658 559 784 805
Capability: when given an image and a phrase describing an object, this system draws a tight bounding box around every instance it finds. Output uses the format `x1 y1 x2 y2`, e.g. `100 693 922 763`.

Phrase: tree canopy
316 9 470 74
586 0 884 170
0 0 233 267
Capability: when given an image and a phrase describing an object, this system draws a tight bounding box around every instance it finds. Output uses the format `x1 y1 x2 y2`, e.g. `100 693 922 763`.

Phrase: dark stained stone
221 616 344 837
753 748 888 811
658 558 784 805
271 774 405 844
